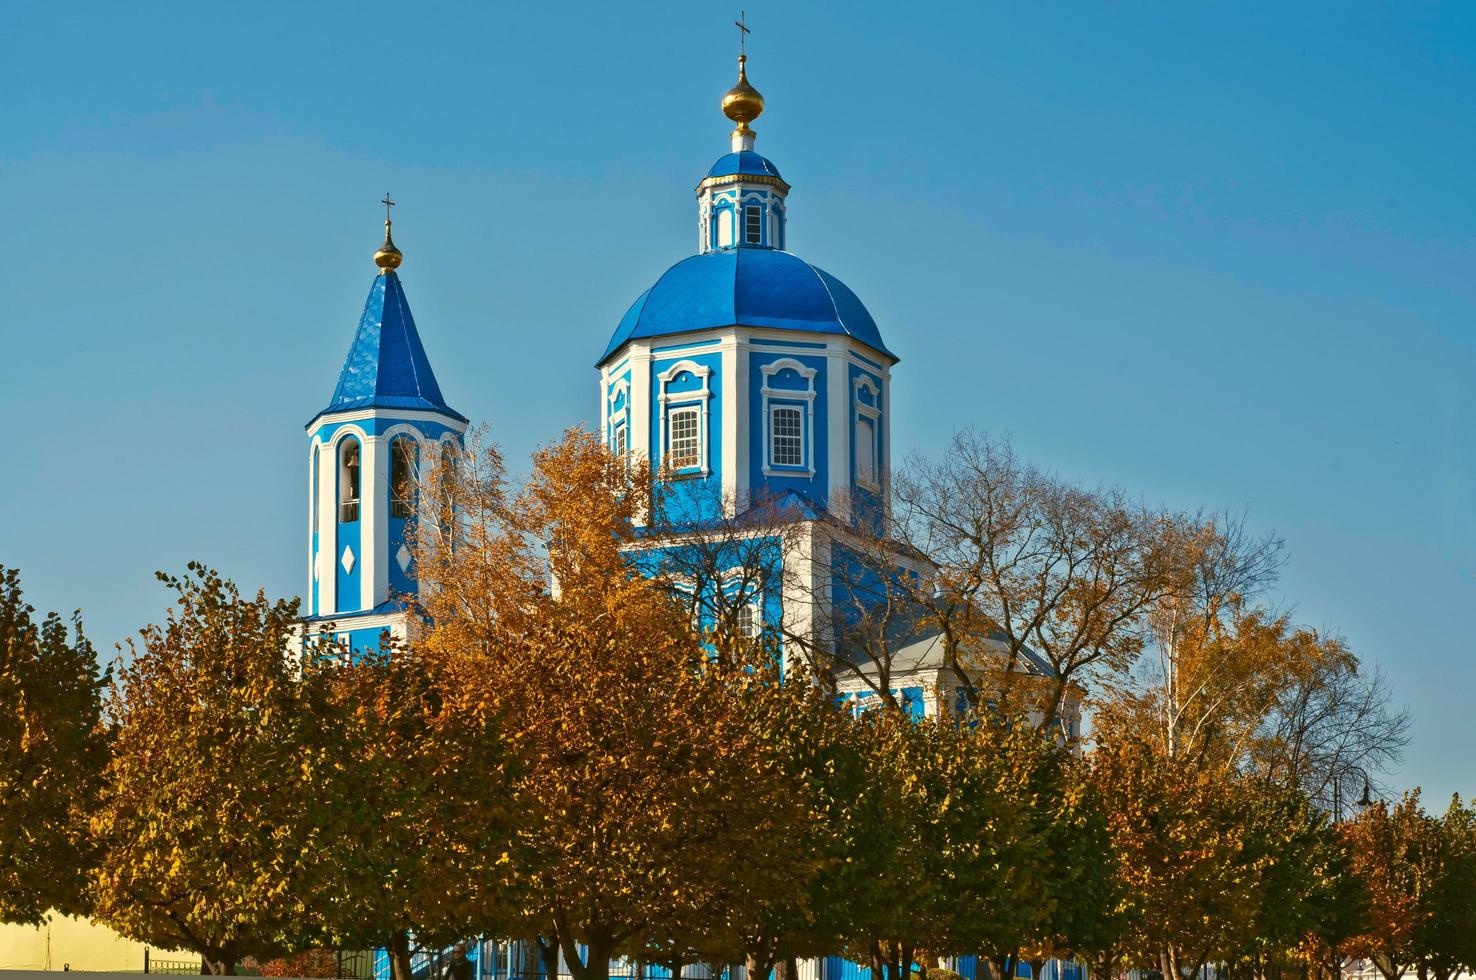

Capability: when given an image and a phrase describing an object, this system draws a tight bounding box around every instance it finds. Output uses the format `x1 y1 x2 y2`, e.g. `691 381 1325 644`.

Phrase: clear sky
3 3 1472 799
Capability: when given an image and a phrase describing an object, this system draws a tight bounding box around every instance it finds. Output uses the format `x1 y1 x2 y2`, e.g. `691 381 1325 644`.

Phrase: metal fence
143 950 205 974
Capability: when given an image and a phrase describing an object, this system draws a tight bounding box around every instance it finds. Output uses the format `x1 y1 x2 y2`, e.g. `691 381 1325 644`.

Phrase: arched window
716 208 734 248
390 437 415 519
338 439 361 523
439 444 456 485
736 603 761 639
437 444 457 542
855 417 877 487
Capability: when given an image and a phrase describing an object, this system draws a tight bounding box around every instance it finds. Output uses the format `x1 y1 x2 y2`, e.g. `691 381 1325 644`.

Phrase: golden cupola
373 220 402 275
722 54 765 151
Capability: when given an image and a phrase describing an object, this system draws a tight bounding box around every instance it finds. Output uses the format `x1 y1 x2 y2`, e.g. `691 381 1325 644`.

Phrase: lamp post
1332 767 1376 824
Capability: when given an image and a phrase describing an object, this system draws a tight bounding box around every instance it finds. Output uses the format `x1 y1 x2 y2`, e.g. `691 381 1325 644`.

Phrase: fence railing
143 950 205 974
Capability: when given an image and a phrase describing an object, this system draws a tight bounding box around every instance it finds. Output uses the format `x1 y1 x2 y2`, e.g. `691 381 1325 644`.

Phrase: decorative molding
696 172 791 193
656 359 713 476
308 407 469 437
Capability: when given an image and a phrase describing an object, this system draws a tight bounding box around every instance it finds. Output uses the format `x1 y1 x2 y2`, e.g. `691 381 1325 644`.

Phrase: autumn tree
413 429 800 980
1410 795 1476 980
855 713 1053 980
0 566 109 925
784 430 1171 731
92 565 365 974
1092 734 1269 978
1016 747 1123 976
303 639 517 980
1344 792 1476 980
1228 784 1354 978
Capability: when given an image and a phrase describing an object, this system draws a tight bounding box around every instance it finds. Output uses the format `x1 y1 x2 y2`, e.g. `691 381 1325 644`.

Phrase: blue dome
705 150 784 181
601 248 894 364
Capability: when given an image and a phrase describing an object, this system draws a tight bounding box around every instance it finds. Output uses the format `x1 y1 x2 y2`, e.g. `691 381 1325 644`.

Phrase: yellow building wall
0 913 189 972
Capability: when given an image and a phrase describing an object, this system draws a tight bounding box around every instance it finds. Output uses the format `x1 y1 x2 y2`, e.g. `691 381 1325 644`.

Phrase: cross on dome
374 193 403 274
722 14 765 152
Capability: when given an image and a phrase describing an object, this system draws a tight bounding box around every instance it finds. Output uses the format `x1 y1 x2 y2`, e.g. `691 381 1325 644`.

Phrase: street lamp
1331 769 1377 823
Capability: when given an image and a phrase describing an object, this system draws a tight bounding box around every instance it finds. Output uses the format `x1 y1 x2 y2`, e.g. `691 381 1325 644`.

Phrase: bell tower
304 202 468 651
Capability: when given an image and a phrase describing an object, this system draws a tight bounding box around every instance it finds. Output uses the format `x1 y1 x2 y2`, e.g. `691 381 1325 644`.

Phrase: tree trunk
580 938 611 980
869 943 886 980
390 930 415 980
747 954 776 980
537 937 562 980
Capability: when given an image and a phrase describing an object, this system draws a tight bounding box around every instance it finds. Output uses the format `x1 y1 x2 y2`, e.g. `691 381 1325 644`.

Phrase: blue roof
311 272 466 425
705 151 784 181
601 248 894 364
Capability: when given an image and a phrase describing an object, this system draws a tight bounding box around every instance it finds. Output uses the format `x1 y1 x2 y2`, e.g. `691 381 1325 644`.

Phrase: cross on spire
735 11 750 57
381 192 395 224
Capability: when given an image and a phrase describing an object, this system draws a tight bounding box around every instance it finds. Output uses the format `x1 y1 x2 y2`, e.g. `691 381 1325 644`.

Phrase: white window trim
768 404 804 468
760 357 817 478
853 375 882 492
657 359 713 476
607 378 630 451
743 204 763 245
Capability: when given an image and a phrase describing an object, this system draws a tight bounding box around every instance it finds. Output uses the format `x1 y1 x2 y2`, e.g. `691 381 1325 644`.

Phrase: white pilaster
361 435 388 611
629 343 653 463
825 346 849 522
317 438 338 615
307 443 317 612
720 330 741 516
880 367 893 523
782 521 822 680
599 365 610 443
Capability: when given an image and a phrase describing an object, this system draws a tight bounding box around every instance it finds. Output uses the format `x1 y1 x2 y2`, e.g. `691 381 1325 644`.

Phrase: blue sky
3 2 1472 799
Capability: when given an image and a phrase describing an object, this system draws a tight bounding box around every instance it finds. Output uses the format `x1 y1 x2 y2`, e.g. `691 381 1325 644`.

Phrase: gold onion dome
374 220 403 274
722 54 764 132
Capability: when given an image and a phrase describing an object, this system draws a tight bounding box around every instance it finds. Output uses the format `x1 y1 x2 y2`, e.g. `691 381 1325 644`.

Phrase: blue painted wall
749 350 828 502
649 350 724 524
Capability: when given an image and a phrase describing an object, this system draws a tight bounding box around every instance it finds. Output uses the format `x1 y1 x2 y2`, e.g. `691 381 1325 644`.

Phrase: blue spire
311 271 467 425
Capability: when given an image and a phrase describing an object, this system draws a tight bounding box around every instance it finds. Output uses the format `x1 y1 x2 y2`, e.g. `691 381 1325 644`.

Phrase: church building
302 45 1076 732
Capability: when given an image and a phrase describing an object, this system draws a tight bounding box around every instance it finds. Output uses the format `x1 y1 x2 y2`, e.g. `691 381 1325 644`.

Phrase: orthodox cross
735 11 750 56
381 193 396 222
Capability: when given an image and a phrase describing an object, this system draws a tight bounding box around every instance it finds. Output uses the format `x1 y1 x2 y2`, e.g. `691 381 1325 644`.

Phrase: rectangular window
855 417 876 485
771 406 803 467
668 407 701 469
613 422 628 459
744 205 762 244
736 604 760 639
